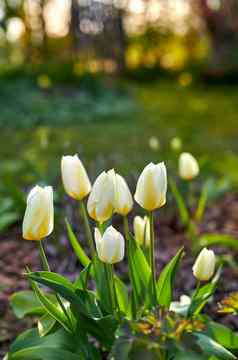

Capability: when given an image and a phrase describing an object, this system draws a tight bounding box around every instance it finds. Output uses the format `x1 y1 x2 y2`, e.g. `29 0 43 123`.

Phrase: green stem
123 216 136 318
37 241 50 271
149 211 157 305
111 264 122 322
80 200 95 258
36 240 75 333
104 263 114 314
192 280 201 301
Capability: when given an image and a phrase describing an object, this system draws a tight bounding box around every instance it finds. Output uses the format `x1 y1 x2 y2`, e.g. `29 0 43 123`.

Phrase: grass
1 76 238 188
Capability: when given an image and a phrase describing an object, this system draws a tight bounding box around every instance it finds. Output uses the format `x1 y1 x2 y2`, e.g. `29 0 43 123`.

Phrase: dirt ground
1 193 238 357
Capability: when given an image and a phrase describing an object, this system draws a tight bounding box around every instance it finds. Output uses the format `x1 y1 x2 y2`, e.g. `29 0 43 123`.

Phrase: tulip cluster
22 153 216 313
13 149 230 360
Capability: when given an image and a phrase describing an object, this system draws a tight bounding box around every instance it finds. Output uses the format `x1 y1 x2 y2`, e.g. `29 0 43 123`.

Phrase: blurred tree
196 0 238 73
70 0 80 60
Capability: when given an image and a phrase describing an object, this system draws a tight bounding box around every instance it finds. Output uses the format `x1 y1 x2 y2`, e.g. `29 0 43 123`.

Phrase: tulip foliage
7 156 238 360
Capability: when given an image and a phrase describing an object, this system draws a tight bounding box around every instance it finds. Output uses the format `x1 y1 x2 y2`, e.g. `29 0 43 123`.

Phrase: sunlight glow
6 17 25 42
207 0 221 11
44 0 70 37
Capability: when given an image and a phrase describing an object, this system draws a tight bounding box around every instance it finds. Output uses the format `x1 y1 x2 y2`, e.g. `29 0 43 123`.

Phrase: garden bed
1 192 238 357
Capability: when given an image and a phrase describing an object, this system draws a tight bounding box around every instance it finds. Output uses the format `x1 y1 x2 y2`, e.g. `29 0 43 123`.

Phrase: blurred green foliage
0 76 238 181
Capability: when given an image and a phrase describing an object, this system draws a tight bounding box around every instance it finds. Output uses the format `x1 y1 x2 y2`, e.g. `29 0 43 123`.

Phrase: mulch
1 193 238 357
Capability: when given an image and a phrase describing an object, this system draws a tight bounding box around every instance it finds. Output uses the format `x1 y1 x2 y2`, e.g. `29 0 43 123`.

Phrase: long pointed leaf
157 247 184 307
65 219 90 267
30 281 72 333
170 179 189 226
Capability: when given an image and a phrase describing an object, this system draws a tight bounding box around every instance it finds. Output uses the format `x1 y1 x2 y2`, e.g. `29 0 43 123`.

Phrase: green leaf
174 351 207 360
28 271 102 319
109 338 133 359
195 181 209 222
195 333 237 359
65 219 90 267
128 233 151 311
188 268 221 317
0 212 19 231
188 283 216 317
93 256 113 313
74 262 92 290
8 328 99 360
10 290 49 319
74 289 103 318
9 347 84 360
207 321 238 350
199 233 238 251
85 315 118 349
30 280 72 333
114 276 130 317
29 271 75 292
38 313 57 337
156 247 184 307
170 179 189 226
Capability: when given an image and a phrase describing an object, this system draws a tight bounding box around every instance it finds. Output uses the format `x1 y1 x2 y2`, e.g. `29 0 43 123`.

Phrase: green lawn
1 78 238 187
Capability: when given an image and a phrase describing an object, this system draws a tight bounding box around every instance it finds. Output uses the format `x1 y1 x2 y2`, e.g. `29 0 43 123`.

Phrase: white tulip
87 170 114 222
134 162 167 211
23 185 54 241
133 216 150 247
193 248 216 281
61 154 91 200
179 152 199 180
109 170 133 216
94 226 125 264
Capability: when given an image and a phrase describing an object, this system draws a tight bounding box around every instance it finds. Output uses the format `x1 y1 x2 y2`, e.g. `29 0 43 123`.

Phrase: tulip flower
94 226 125 264
87 170 114 223
109 170 133 216
133 215 150 247
134 162 167 211
23 185 54 241
193 248 216 281
179 152 199 180
61 154 91 200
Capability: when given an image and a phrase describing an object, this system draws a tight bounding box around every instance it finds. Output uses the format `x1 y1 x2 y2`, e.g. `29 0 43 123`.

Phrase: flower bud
23 185 54 241
170 137 182 152
61 154 91 200
133 216 150 247
134 162 167 211
94 226 125 264
109 170 133 216
179 152 199 180
87 170 114 222
193 248 216 281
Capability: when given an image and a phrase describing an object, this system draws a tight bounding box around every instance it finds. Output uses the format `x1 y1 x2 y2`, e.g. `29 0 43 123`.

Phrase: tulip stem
36 241 75 333
149 211 157 305
80 201 95 258
123 216 137 318
104 263 115 314
37 241 50 271
111 264 122 322
192 280 201 301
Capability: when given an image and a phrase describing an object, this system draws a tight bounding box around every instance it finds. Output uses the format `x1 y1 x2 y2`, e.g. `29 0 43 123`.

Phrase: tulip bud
94 226 125 264
109 170 133 216
179 152 199 180
23 185 54 241
170 137 182 152
193 248 216 281
87 170 114 222
134 162 167 211
133 216 150 247
61 154 91 200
